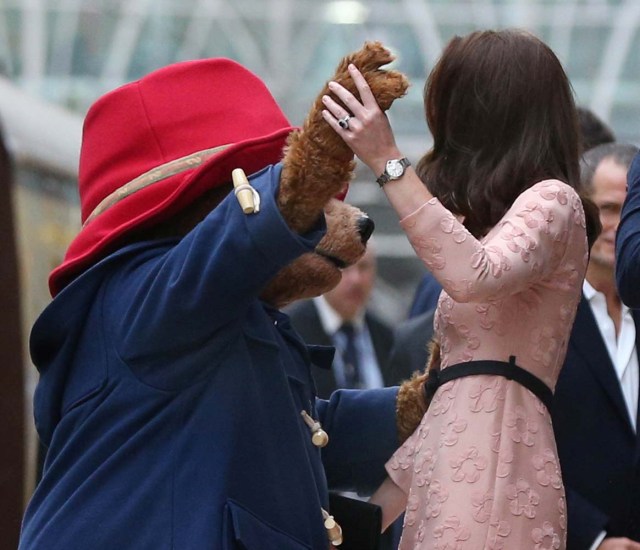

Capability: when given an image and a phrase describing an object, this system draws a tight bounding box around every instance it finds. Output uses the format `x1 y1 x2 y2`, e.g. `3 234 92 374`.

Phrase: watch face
386 159 404 178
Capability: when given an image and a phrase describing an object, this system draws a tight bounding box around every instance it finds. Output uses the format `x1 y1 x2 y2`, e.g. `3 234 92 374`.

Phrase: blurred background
1 0 639 546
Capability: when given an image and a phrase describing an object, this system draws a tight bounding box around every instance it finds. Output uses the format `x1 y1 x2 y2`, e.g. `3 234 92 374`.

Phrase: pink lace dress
388 180 588 549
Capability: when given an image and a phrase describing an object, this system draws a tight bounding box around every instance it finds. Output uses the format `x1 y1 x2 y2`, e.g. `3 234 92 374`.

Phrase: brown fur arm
396 339 441 444
278 41 409 234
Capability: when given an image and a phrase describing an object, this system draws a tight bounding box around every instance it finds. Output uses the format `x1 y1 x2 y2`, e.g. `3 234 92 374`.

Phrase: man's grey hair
580 142 639 193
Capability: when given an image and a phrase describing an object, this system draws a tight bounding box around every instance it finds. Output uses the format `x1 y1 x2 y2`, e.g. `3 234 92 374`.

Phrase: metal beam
401 0 442 69
176 0 223 61
20 0 46 92
101 0 151 83
50 0 83 77
591 0 640 121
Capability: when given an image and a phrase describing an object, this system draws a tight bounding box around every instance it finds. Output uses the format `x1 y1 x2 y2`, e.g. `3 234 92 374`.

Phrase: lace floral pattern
388 180 586 548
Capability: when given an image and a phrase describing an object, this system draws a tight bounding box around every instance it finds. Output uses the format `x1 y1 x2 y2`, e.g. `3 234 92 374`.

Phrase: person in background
287 241 397 399
388 308 435 384
553 142 640 550
322 28 600 548
616 151 640 309
406 273 441 320
577 107 616 153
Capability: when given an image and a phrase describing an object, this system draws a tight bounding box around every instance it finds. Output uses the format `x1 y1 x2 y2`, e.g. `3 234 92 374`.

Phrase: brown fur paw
395 338 441 444
396 370 429 444
278 41 409 234
346 41 410 111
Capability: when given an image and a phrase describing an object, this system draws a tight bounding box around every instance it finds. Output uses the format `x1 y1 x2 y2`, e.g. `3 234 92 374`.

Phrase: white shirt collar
582 278 598 301
583 279 638 430
583 279 631 319
313 296 365 335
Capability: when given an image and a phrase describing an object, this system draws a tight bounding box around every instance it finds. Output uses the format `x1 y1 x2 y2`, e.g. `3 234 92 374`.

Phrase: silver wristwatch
376 157 411 187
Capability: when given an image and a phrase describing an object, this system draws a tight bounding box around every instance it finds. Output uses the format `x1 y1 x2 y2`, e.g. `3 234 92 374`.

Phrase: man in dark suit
407 273 441 320
287 243 397 399
388 308 435 382
553 143 640 550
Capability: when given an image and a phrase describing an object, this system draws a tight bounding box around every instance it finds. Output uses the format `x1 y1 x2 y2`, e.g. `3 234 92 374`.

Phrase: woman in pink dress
322 30 601 549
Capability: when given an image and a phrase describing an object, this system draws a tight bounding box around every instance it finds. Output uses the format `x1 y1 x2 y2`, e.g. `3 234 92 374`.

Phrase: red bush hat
49 58 297 296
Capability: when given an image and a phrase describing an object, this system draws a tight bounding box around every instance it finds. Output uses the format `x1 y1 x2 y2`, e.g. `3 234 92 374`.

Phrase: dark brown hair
577 107 615 153
418 29 600 245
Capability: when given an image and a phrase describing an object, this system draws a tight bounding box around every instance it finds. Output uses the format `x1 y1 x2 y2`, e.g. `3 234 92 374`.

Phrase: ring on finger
338 115 352 130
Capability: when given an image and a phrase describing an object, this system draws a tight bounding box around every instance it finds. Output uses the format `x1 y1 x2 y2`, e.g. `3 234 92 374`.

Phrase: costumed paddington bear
19 44 424 550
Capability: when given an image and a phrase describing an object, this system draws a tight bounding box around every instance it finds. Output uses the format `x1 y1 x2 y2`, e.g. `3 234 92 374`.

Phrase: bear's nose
357 216 375 244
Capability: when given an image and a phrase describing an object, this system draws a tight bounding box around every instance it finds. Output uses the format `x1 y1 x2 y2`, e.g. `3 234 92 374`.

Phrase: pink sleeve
399 180 586 303
385 429 420 494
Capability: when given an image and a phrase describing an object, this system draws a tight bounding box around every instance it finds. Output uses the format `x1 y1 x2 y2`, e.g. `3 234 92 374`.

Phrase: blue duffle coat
19 165 399 550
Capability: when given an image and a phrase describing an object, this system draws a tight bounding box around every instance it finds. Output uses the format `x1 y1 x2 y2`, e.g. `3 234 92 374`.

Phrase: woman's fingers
346 64 377 108
320 63 400 172
321 94 351 121
323 64 382 127
326 81 364 119
321 108 346 132
321 97 358 134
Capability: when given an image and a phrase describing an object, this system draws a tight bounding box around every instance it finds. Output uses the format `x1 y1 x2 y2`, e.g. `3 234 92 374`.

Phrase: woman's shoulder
501 178 585 232
510 179 582 215
523 178 580 202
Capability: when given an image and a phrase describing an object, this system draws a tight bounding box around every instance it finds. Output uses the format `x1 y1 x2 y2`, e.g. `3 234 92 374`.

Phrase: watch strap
376 157 410 188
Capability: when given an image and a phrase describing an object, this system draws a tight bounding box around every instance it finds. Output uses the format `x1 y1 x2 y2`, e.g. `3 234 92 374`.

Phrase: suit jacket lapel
572 295 635 434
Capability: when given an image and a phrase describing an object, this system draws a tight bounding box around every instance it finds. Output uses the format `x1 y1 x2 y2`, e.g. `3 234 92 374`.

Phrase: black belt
424 355 553 411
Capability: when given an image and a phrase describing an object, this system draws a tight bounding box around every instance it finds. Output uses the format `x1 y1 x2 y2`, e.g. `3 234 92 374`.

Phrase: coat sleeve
110 164 326 358
317 387 399 496
616 153 640 308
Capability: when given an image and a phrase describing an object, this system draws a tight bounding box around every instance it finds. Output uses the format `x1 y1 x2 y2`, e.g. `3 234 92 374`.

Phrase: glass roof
2 0 639 151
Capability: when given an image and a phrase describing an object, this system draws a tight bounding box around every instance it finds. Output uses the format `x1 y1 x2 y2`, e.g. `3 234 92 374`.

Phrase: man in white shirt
552 142 640 550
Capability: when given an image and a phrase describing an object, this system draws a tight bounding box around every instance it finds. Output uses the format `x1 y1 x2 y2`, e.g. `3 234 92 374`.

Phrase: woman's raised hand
321 64 403 179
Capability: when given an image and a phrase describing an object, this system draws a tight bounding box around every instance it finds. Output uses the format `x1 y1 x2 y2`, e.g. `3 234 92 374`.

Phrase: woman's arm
369 477 408 533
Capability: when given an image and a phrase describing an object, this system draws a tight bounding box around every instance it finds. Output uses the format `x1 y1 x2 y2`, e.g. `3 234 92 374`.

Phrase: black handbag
328 493 382 550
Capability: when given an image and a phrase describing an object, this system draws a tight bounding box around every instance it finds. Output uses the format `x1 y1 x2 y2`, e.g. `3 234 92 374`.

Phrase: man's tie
339 322 361 389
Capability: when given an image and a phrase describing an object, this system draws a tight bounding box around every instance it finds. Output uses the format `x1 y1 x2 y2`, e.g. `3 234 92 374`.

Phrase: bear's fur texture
396 338 441 443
